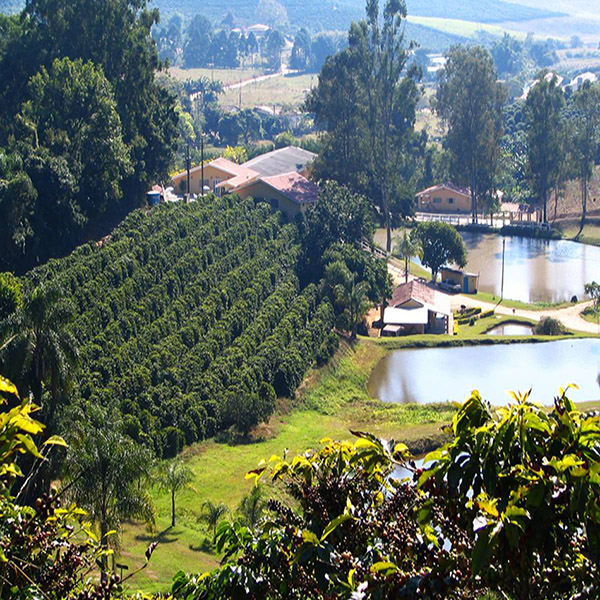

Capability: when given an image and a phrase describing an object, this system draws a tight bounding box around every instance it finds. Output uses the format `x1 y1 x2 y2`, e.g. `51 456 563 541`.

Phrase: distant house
416 182 472 214
170 158 258 196
247 23 270 39
567 72 598 92
229 171 318 219
382 280 453 336
242 146 316 178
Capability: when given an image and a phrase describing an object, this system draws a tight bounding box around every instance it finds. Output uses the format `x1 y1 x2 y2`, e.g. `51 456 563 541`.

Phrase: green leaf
302 530 320 546
42 435 68 448
321 513 353 541
472 527 494 575
370 561 398 575
0 376 18 398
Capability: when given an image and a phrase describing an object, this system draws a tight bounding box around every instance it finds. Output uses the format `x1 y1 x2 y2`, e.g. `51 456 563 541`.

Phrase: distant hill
151 0 563 30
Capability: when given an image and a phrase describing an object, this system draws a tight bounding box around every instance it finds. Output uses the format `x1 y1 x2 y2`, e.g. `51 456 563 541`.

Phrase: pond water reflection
486 323 534 336
368 339 600 406
460 233 600 304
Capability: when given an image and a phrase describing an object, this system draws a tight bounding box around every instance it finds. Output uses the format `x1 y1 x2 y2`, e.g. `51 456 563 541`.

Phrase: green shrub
534 316 565 335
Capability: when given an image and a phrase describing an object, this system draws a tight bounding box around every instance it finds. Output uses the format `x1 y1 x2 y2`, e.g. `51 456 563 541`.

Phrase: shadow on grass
189 537 214 553
135 525 180 545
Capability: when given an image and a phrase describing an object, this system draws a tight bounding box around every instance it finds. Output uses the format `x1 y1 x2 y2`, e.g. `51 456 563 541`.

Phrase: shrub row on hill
27 197 337 456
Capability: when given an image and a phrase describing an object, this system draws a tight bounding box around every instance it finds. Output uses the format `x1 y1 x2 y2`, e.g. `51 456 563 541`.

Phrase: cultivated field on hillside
26 198 336 458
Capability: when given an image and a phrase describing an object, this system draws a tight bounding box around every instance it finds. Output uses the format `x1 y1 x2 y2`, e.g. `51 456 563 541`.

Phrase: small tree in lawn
411 221 467 283
392 230 421 283
158 459 193 528
585 281 600 332
237 485 267 528
200 500 229 539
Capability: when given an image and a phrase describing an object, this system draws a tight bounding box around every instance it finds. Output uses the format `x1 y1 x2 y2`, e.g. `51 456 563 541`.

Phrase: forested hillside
24 197 336 457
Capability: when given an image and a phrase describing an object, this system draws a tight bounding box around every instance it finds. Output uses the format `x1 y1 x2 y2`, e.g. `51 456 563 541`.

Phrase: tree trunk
100 516 109 584
171 490 176 528
404 257 409 283
385 205 392 254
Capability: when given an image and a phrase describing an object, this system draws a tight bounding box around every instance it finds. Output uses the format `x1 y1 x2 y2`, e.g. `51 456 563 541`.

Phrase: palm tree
237 485 266 528
158 459 193 528
199 499 229 538
65 406 155 573
326 261 372 339
392 230 421 283
0 283 78 433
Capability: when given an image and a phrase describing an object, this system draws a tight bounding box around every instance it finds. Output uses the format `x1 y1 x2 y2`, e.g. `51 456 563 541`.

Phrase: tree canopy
0 0 178 271
411 222 467 282
306 0 421 251
437 45 506 223
524 73 565 223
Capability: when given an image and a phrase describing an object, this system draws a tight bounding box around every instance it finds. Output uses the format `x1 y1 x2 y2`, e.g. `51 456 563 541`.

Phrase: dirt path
222 66 298 91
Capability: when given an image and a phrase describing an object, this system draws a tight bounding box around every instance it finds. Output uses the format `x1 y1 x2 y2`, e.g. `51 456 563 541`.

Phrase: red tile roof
391 280 436 308
260 172 319 205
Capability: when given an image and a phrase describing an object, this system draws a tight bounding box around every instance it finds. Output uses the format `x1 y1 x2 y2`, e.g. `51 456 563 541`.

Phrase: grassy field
581 306 600 328
168 66 265 84
555 220 600 247
220 72 315 109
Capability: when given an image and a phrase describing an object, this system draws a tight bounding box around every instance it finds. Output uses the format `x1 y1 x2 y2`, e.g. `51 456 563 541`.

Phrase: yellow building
416 182 472 214
230 171 319 220
170 147 317 198
171 158 258 196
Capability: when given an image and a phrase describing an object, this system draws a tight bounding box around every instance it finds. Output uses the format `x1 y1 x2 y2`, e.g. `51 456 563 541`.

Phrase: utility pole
500 237 506 302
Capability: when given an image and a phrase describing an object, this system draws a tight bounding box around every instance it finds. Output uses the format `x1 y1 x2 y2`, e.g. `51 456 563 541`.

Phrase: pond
486 322 534 336
368 339 600 406
460 232 600 304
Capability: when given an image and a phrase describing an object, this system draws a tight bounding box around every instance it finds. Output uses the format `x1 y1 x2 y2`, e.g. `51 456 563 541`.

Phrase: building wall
171 165 233 196
234 180 308 219
417 188 471 213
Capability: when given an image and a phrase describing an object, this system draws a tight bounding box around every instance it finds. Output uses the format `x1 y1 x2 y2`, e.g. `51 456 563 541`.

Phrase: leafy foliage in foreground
174 388 600 599
422 387 600 599
25 197 336 456
0 376 109 599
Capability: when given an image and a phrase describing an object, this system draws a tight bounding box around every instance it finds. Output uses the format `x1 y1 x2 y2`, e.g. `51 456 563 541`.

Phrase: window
269 198 279 209
448 198 454 204
433 197 442 204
